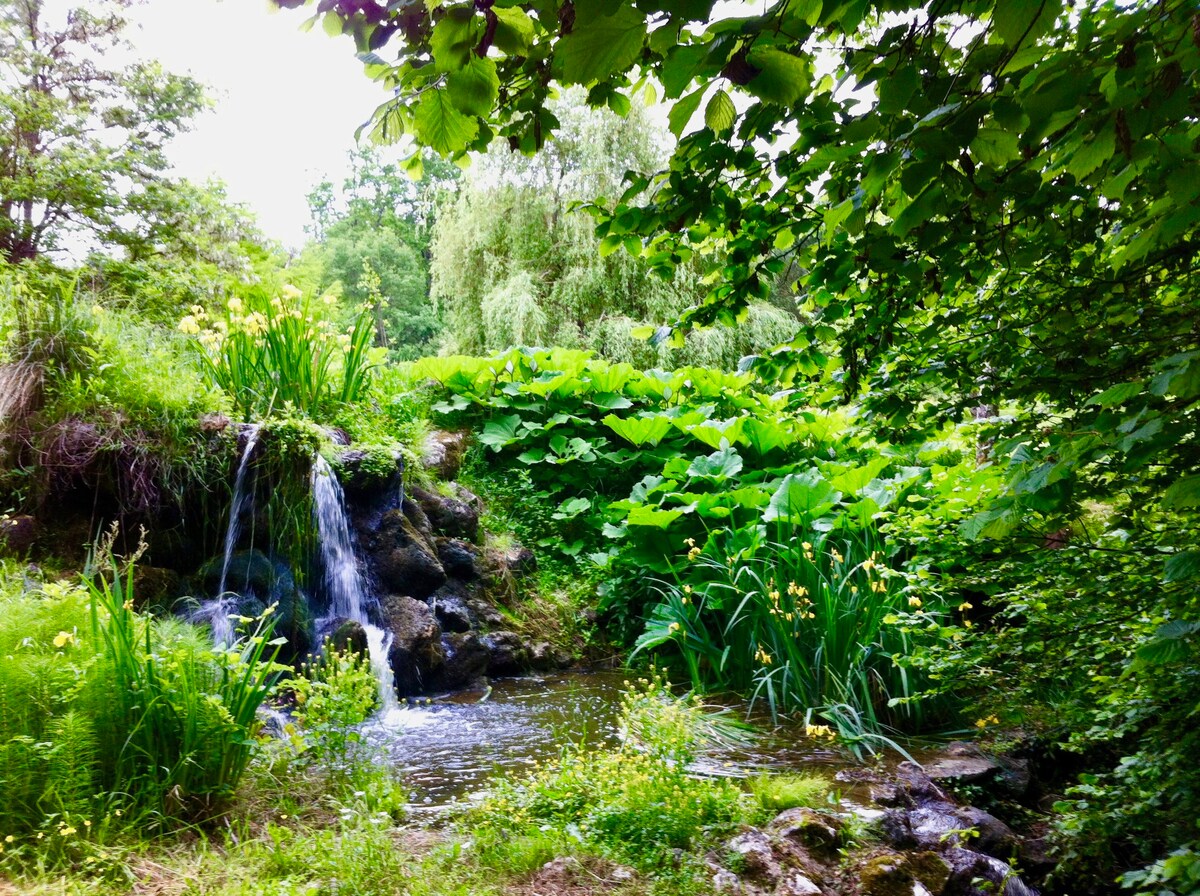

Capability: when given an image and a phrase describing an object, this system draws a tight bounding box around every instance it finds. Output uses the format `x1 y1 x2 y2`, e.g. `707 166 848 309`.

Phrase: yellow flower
178 315 201 335
831 550 844 563
802 542 812 551
907 596 923 608
322 293 337 307
688 547 702 561
60 826 76 836
667 622 681 633
805 723 835 738
850 586 859 595
958 601 974 612
227 296 244 313
281 284 302 300
4 835 13 843
53 631 74 648
683 584 692 594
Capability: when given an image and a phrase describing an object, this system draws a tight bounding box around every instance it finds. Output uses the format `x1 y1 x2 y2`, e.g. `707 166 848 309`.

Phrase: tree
429 89 798 363
0 0 206 262
298 148 457 358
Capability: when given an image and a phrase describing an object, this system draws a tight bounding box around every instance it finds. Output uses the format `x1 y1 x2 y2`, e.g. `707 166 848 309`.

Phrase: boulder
437 538 480 580
0 514 37 554
380 594 444 695
421 430 469 480
326 618 369 657
370 509 446 599
857 850 951 896
923 744 1002 787
410 485 479 541
725 830 781 886
483 631 529 676
956 807 1019 859
130 565 181 611
770 807 842 852
439 631 490 690
432 591 476 633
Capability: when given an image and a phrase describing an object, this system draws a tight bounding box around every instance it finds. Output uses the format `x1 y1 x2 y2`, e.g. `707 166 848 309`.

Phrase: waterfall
218 423 262 596
193 424 262 645
311 455 399 713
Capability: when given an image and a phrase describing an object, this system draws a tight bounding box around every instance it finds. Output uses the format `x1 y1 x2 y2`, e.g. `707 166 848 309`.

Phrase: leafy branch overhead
277 0 1199 530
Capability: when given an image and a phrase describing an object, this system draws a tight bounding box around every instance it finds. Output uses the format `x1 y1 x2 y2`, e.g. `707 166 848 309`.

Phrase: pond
360 670 855 811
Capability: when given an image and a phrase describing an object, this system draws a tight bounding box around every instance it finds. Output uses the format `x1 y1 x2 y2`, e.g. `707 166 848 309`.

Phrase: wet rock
335 448 403 493
371 510 446 599
894 763 948 803
910 803 969 849
439 631 490 689
411 485 479 541
924 744 1001 786
467 597 506 627
432 592 476 633
879 809 917 849
501 545 537 578
483 631 529 676
327 618 368 656
771 807 842 852
530 640 572 670
956 807 1019 859
199 412 230 434
857 850 951 896
380 594 444 695
437 538 480 580
422 430 469 480
197 549 276 596
1018 836 1055 875
0 514 38 554
725 830 781 885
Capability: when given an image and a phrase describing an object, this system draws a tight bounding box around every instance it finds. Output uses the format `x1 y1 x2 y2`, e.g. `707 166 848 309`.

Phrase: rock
432 592 476 633
326 618 368 656
771 807 842 851
422 430 469 480
467 596 506 627
955 807 1019 859
777 872 823 896
858 850 951 896
610 866 637 883
197 549 276 596
530 640 571 670
411 485 479 541
380 594 444 695
0 514 38 554
909 803 969 849
924 744 1001 786
1017 836 1054 875
483 631 529 675
437 538 480 580
335 447 403 493
371 510 446 599
439 631 490 690
712 868 745 893
725 830 781 885
501 545 537 578
893 763 947 804
130 565 181 610
198 412 230 434
879 809 917 849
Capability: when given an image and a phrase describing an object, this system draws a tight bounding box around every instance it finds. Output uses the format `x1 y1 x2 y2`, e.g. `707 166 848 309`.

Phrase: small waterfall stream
311 455 399 713
192 424 262 645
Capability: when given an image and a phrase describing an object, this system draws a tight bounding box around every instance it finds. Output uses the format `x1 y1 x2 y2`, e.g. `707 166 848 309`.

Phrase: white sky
127 1 397 250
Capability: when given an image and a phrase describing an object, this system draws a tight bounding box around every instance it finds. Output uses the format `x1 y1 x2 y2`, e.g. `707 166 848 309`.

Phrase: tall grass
637 528 939 736
184 287 375 421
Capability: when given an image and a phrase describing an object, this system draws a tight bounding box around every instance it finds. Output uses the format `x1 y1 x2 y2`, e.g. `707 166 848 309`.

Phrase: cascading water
311 455 399 713
192 423 263 645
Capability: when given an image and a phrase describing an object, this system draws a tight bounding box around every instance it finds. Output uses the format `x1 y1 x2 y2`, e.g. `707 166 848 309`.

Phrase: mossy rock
197 549 277 596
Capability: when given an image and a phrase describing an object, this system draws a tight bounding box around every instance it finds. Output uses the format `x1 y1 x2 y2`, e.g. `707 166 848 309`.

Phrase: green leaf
1086 381 1143 407
970 128 1021 167
763 471 841 523
1163 476 1200 509
687 447 743 481
414 89 480 154
431 7 480 71
447 56 499 117
479 413 524 451
626 505 685 528
492 7 534 55
559 3 647 85
993 0 1061 46
668 87 706 137
602 414 673 447
1165 551 1200 583
745 48 810 105
704 89 736 132
1066 128 1115 181
877 65 919 115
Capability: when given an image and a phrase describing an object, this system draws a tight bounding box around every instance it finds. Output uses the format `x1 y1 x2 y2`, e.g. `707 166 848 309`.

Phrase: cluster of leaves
287 643 379 777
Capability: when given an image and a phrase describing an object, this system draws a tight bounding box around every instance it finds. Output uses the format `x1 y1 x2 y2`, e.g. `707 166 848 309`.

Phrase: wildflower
123 599 134 611
802 542 812 551
53 630 75 648
805 723 835 738
60 826 76 836
683 584 692 594
850 586 859 595
908 596 923 608
769 589 781 602
831 549 844 563
958 601 973 612
862 558 875 571
688 546 702 561
178 314 201 335
322 293 337 307
281 284 302 300
668 622 681 633
4 835 13 843
227 296 244 313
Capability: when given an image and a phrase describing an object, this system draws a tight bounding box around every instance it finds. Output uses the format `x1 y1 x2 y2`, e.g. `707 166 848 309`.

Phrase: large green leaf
431 7 480 71
479 413 525 451
414 89 480 154
1165 551 1200 583
763 471 841 523
704 89 736 132
745 48 810 105
559 2 646 85
447 56 499 117
687 447 743 482
602 413 673 447
492 7 534 55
